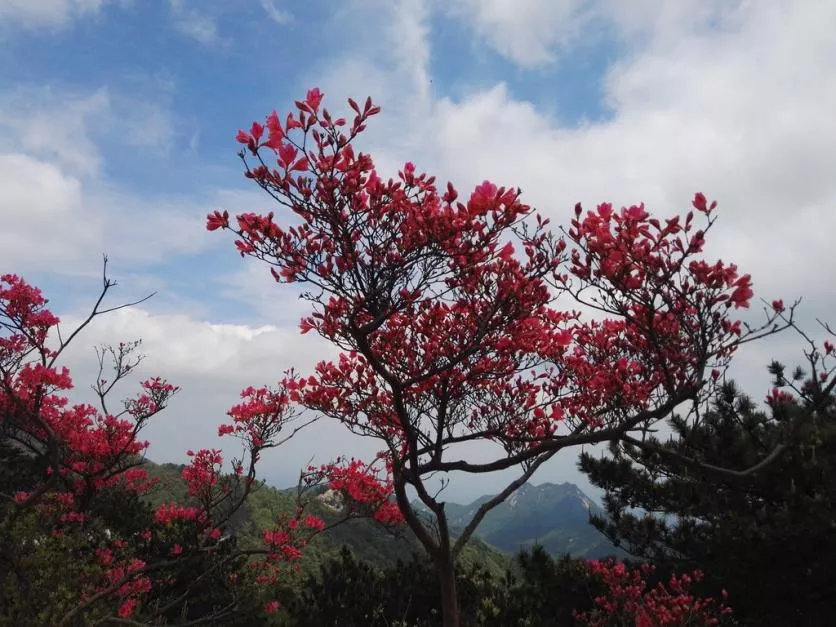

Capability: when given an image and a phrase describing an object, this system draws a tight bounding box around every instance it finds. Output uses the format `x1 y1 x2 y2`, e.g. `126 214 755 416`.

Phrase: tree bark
436 555 460 627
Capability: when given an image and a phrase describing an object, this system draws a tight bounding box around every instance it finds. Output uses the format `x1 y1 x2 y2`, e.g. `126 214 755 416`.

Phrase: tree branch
451 448 557 559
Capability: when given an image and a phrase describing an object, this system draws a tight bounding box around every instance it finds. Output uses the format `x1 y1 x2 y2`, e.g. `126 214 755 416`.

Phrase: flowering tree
0 267 393 624
208 89 809 626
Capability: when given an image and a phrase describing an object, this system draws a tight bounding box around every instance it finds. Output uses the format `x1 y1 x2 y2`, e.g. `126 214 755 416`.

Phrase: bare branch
451 448 557 559
49 256 156 367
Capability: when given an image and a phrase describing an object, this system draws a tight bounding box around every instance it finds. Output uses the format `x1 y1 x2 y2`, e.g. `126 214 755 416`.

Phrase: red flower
278 143 298 168
118 598 137 619
304 514 326 531
635 609 653 627
206 210 229 231
305 88 324 111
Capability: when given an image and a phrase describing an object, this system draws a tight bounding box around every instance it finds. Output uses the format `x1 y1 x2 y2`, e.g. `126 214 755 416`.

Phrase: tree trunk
437 556 460 627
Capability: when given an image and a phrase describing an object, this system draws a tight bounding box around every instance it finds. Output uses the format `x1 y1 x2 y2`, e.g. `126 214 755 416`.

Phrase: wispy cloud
0 157 217 277
0 83 220 279
427 1 836 310
259 0 292 25
168 0 220 45
442 0 592 68
0 0 122 30
0 85 177 177
0 87 109 176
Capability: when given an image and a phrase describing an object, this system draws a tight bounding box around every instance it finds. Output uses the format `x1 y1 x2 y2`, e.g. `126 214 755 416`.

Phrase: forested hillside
143 461 510 579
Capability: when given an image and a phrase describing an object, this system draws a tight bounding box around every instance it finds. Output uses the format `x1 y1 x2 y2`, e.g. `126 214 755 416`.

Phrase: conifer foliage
581 374 836 626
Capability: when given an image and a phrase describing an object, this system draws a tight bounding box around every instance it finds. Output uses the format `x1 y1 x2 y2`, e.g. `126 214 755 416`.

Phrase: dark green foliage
276 544 606 627
277 545 503 627
492 546 602 627
0 438 48 500
580 380 836 626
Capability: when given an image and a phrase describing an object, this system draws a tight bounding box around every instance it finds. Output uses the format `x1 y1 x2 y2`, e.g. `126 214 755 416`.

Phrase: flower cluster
303 457 405 526
181 448 223 500
218 383 300 450
1 276 180 511
154 502 205 526
250 508 330 613
574 560 734 627
85 541 152 620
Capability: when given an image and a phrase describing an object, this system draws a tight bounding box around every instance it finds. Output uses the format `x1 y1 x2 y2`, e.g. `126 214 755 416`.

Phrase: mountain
141 460 619 575
140 461 510 578
415 482 624 559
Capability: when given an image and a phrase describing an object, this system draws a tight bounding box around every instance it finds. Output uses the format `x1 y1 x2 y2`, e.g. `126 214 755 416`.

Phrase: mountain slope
141 461 510 578
416 482 623 559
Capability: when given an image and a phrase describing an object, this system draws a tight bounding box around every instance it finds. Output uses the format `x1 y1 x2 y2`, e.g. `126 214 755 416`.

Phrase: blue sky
2 0 835 503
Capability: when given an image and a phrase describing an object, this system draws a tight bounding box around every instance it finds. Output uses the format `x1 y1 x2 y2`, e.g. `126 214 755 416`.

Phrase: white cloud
0 86 177 177
306 0 435 176
259 0 292 25
122 101 177 153
442 2 836 306
596 0 745 47
53 305 352 490
0 154 84 221
440 0 746 69
0 0 119 29
0 82 212 277
168 0 220 45
214 259 312 328
388 0 432 104
0 158 213 281
0 88 109 177
442 0 592 68
0 154 102 275
0 154 237 278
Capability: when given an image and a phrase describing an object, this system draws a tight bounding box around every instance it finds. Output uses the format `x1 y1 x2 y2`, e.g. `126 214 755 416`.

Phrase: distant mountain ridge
414 481 623 559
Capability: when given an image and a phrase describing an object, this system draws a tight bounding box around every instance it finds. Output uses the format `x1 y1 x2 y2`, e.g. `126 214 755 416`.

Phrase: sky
2 0 835 504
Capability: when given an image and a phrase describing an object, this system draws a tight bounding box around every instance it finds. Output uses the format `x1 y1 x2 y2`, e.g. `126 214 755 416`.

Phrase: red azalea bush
207 88 800 626
0 271 398 624
574 560 735 627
